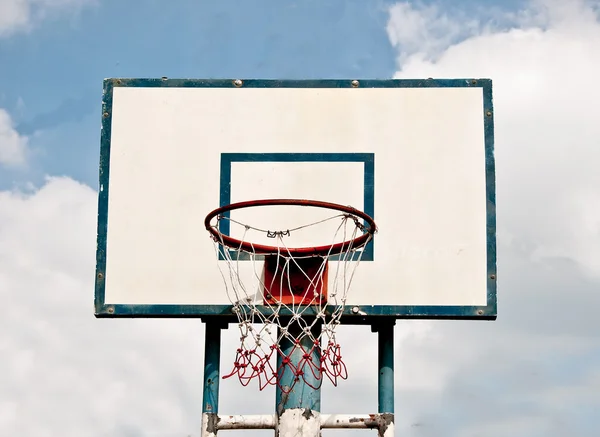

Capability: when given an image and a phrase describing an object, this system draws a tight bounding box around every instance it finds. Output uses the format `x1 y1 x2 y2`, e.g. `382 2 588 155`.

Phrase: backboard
95 78 496 321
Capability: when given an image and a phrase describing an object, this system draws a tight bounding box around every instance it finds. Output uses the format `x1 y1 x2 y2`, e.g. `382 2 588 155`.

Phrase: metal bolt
265 294 273 300
233 79 243 87
107 306 114 314
471 79 477 85
477 309 484 315
351 80 359 88
115 79 122 85
97 272 104 279
161 76 168 80
490 274 496 279
351 306 360 314
486 110 492 117
103 112 109 118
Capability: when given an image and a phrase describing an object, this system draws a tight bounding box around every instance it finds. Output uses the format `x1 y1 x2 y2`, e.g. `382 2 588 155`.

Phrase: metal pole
201 321 222 437
275 321 321 436
377 320 395 437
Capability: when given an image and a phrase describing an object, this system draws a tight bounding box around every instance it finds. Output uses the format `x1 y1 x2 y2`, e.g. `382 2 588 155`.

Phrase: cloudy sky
1 0 599 436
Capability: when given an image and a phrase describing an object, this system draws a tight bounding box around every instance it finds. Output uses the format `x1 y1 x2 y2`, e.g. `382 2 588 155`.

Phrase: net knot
266 230 290 238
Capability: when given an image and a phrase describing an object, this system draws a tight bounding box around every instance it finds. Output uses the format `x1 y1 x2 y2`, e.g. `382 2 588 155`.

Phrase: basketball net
208 210 372 392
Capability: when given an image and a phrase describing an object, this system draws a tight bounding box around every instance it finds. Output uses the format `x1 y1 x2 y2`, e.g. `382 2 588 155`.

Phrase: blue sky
1 1 600 436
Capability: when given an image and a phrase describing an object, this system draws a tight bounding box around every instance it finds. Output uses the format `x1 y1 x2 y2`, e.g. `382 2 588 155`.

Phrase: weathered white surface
201 413 216 437
383 421 395 437
278 409 321 437
203 413 394 434
217 414 276 429
320 414 390 429
104 86 487 307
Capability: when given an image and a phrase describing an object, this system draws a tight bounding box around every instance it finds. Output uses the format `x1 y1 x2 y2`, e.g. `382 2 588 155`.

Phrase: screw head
351 80 359 88
351 306 360 314
477 309 484 315
490 274 496 280
233 79 243 87
103 112 109 118
486 110 493 117
97 272 104 279
107 306 114 314
471 79 477 85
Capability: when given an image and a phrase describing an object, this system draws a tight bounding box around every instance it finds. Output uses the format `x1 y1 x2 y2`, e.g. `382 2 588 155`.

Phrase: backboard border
218 152 375 261
95 78 497 321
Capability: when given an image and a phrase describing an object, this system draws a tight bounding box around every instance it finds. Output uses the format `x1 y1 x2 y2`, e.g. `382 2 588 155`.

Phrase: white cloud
386 2 482 63
0 108 28 166
0 0 95 37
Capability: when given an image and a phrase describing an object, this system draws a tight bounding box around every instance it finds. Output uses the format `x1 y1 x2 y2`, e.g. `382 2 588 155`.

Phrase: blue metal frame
377 321 395 414
202 321 222 414
95 78 497 321
218 152 375 261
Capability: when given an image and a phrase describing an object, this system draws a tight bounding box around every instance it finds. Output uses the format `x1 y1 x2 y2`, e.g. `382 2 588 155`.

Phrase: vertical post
202 321 222 437
276 321 321 436
377 320 395 437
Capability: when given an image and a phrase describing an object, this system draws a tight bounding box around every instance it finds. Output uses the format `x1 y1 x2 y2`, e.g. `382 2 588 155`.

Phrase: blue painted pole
202 321 221 415
378 320 395 414
276 321 321 415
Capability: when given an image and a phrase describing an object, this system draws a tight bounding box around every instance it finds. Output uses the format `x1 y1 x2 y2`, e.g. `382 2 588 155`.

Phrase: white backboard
95 79 496 320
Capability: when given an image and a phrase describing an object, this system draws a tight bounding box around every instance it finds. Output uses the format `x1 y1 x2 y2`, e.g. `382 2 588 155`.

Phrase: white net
206 203 374 391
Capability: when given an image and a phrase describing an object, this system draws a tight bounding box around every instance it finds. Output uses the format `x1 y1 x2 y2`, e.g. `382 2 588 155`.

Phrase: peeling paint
379 413 394 436
301 408 314 420
277 408 320 437
201 413 218 437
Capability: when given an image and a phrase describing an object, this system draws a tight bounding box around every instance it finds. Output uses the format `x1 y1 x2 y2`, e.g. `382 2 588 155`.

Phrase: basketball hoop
205 199 376 391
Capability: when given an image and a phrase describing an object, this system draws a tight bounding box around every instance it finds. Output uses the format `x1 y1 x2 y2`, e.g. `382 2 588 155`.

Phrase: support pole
275 321 321 437
201 321 222 437
376 320 395 437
